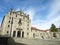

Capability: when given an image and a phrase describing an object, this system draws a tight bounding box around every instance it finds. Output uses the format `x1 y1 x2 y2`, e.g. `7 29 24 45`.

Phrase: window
18 18 22 25
27 28 29 30
33 33 35 38
16 15 17 17
53 33 56 37
7 31 9 34
9 21 10 23
27 33 29 35
13 31 16 37
11 17 13 24
17 31 21 37
27 24 29 26
9 17 11 19
8 25 10 27
41 36 44 39
27 21 29 23
22 32 24 38
40 33 42 35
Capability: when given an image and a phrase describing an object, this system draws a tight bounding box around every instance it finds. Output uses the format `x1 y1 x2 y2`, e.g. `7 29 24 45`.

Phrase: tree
50 24 58 32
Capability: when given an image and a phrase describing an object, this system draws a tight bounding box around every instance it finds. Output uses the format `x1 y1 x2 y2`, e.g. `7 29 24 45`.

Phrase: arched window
33 33 35 38
53 33 56 37
13 31 16 37
17 31 21 37
41 36 44 39
22 32 24 38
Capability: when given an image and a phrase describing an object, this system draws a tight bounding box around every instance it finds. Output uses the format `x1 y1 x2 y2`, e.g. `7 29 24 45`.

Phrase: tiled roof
31 27 40 30
31 27 48 32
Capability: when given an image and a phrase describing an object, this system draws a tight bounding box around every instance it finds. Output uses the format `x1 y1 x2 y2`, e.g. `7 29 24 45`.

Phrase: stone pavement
8 38 60 45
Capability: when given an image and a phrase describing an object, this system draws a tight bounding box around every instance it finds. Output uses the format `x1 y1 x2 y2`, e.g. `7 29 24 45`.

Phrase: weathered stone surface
8 38 60 45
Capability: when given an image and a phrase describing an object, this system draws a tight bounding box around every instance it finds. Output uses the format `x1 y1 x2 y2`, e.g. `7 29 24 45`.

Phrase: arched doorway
41 36 44 39
17 31 21 37
53 33 56 37
33 33 35 38
13 31 16 37
22 32 24 38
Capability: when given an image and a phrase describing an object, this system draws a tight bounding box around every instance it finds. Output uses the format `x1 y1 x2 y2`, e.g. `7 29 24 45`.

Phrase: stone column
21 31 22 38
16 31 17 37
11 31 13 37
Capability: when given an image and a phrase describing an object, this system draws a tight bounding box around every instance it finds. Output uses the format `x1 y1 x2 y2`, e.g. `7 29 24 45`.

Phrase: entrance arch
53 33 56 37
13 31 16 37
22 32 24 38
33 33 35 38
17 31 21 37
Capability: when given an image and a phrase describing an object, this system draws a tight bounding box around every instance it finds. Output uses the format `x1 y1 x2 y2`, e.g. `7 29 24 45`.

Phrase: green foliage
50 24 58 32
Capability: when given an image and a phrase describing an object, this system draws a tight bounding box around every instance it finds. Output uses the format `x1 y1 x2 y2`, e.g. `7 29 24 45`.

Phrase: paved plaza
8 38 60 45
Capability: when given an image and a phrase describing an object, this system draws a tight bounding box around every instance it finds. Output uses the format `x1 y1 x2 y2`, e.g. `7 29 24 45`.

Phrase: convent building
0 9 60 39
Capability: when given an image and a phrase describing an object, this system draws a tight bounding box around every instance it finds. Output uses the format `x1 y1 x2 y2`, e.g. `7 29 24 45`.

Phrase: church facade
1 9 31 38
0 9 60 39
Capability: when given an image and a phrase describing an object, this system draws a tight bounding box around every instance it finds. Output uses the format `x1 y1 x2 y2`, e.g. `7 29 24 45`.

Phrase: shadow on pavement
0 35 27 45
8 37 27 45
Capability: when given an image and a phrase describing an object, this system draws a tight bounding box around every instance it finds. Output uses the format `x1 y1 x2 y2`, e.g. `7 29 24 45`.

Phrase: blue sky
0 0 60 29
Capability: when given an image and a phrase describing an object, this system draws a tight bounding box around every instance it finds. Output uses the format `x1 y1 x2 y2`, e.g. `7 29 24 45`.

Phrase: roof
31 27 48 32
31 27 40 30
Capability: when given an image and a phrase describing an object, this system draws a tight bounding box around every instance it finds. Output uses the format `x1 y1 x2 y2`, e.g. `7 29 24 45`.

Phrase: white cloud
46 0 60 28
36 0 60 29
32 15 60 30
16 7 36 21
24 0 60 30
47 0 60 19
24 8 36 21
13 0 60 30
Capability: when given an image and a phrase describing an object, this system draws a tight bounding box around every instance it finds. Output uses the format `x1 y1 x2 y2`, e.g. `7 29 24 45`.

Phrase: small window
9 21 10 23
18 18 22 24
13 31 16 37
41 36 44 39
27 24 29 26
27 28 29 30
16 15 17 17
27 21 29 23
27 33 29 35
9 17 11 19
33 33 35 38
7 31 9 33
8 25 10 27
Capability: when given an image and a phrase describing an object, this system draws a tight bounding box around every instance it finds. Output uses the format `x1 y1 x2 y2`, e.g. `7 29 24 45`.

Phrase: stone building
1 9 31 38
0 9 60 39
0 27 2 35
31 27 51 39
